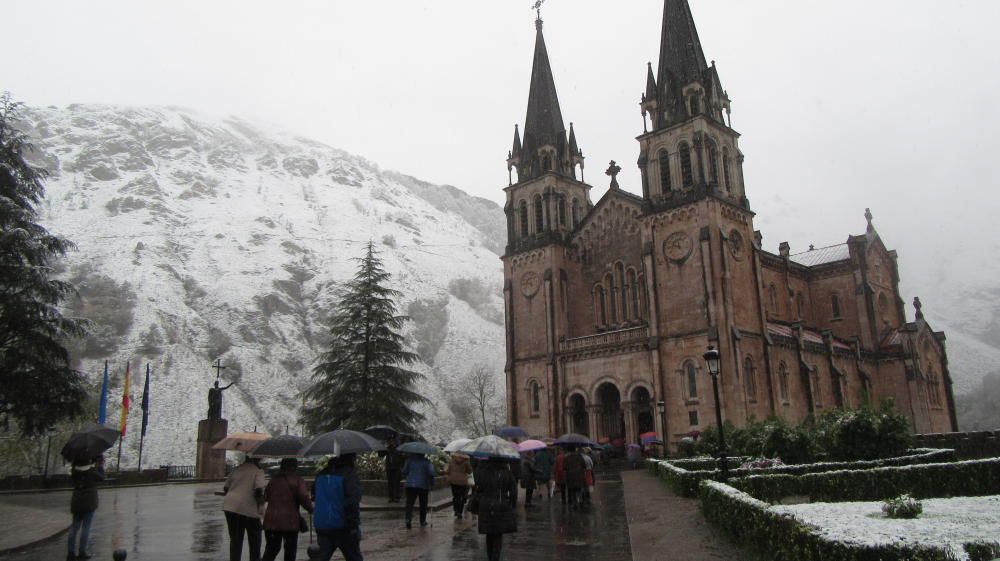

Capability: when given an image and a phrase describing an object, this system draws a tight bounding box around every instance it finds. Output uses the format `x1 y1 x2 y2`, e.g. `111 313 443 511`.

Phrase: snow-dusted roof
789 243 851 267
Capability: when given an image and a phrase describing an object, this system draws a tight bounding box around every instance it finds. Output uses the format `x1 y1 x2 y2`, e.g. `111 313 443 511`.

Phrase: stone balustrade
560 325 650 353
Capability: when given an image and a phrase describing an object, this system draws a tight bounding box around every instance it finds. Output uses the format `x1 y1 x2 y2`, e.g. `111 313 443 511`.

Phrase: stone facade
501 1 957 451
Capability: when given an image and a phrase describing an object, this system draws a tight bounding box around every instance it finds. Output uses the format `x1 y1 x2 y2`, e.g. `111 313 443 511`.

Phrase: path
621 469 748 561
0 503 70 554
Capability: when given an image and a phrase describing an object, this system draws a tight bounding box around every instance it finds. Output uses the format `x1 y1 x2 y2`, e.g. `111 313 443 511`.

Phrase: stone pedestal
196 418 228 480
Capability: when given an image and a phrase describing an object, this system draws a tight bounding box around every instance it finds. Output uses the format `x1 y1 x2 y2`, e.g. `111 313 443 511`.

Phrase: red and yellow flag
119 362 131 437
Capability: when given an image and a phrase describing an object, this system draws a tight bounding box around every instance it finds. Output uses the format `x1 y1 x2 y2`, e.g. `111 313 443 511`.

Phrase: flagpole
137 363 150 472
116 434 124 473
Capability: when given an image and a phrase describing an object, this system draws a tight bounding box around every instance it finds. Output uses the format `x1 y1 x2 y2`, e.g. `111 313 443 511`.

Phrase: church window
778 362 790 403
542 155 552 171
519 200 529 239
708 143 719 186
628 269 639 321
768 284 778 315
595 286 608 326
606 273 618 325
831 294 842 319
557 195 567 227
722 149 732 191
688 410 699 426
658 149 671 193
571 199 581 228
534 194 544 234
616 263 628 321
685 361 698 399
744 356 757 400
560 270 569 313
679 143 693 187
689 96 699 116
530 381 541 414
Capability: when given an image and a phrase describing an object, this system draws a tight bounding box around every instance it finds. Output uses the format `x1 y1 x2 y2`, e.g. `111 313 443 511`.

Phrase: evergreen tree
302 241 428 434
0 92 88 436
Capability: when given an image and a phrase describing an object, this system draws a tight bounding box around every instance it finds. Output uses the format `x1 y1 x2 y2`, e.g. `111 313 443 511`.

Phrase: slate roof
789 244 851 267
767 322 852 351
523 18 566 154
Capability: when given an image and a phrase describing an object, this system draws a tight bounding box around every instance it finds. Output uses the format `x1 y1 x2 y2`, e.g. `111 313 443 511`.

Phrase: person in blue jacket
312 454 363 561
401 453 436 529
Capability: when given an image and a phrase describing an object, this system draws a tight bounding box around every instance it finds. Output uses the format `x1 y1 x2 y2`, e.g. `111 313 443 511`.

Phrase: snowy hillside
19 104 507 467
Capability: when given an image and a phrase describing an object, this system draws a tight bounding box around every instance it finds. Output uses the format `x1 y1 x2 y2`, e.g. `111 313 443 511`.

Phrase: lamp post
656 400 666 459
703 345 728 480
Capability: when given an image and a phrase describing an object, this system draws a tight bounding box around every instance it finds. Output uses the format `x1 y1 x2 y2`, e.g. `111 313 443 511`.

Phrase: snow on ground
772 495 1000 560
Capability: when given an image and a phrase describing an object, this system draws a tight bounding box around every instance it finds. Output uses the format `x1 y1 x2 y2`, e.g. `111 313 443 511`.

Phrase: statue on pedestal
207 380 234 420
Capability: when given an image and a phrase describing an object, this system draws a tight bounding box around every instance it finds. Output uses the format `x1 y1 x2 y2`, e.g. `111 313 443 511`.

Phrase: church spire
513 13 580 182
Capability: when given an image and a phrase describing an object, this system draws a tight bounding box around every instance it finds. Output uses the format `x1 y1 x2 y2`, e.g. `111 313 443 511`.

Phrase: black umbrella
60 424 120 463
250 435 306 458
553 433 599 448
397 441 439 456
299 429 386 456
362 425 399 442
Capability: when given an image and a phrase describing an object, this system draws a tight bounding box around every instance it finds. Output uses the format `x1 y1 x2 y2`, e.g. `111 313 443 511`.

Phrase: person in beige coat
223 456 267 561
444 453 473 518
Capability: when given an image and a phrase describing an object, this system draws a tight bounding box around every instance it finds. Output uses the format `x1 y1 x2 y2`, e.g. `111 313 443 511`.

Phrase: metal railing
560 325 649 353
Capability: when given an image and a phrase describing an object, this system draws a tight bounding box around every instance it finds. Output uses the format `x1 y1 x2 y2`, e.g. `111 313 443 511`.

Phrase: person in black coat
384 439 403 503
68 455 105 560
471 458 517 561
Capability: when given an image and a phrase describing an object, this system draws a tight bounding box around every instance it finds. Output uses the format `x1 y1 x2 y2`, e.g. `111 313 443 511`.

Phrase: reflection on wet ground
0 469 632 561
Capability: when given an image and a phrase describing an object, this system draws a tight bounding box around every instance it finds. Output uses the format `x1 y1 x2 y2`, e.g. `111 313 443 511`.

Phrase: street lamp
703 345 728 480
656 400 666 457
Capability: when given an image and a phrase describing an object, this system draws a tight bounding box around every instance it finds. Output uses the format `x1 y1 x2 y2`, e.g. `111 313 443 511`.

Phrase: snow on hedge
772 495 1000 560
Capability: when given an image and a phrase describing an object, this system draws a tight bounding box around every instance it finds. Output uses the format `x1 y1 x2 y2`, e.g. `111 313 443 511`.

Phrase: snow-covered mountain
19 104 508 467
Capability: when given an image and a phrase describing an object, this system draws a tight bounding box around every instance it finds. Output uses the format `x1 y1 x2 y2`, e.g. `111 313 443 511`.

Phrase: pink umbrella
517 439 547 452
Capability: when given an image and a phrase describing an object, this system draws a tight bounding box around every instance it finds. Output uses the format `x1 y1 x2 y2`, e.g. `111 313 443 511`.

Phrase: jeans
225 511 262 561
485 533 503 561
405 487 429 525
67 510 96 556
316 529 363 561
450 485 469 516
262 530 298 561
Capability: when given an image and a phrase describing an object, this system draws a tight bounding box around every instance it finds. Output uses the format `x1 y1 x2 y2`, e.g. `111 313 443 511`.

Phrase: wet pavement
0 470 633 561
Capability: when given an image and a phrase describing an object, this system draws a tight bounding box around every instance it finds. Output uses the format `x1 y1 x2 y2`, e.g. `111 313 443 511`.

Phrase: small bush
882 494 923 519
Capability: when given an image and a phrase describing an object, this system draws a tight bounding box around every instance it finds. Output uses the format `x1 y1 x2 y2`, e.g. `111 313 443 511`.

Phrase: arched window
606 273 618 324
679 143 693 187
689 96 699 116
768 284 778 314
628 269 639 321
557 195 567 227
708 143 719 186
530 381 541 414
595 286 607 326
519 200 529 239
571 199 580 228
542 155 552 171
560 270 569 313
722 149 732 191
831 294 842 319
533 194 544 234
685 361 698 399
658 149 671 194
744 356 757 400
778 362 790 402
616 263 628 321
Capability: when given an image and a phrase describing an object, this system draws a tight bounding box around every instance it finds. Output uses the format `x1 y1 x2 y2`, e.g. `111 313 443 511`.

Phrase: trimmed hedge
733 458 1000 503
699 480 999 561
648 448 956 498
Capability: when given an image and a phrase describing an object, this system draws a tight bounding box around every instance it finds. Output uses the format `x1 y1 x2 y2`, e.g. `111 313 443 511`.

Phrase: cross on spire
212 359 226 381
606 160 621 190
533 0 545 22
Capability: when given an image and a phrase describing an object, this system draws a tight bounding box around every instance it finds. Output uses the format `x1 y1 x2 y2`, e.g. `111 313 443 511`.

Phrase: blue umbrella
493 426 529 440
397 441 439 456
458 436 521 460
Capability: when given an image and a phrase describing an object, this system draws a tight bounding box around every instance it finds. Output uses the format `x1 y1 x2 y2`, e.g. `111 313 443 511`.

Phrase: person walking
401 453 436 529
313 454 363 561
581 448 595 506
472 458 517 561
444 453 473 518
67 455 105 560
384 439 403 503
262 458 313 561
553 447 567 504
533 447 554 500
519 451 537 507
562 447 586 510
223 456 267 561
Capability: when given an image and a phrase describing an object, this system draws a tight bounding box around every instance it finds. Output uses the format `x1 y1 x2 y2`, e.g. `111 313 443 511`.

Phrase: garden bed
773 495 1000 561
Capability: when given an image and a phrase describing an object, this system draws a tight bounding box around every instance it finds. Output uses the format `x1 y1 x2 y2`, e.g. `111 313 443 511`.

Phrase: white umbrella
444 438 473 453
457 435 521 460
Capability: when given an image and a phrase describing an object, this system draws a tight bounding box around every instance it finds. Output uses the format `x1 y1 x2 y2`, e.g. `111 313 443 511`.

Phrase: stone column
622 401 636 444
196 418 228 480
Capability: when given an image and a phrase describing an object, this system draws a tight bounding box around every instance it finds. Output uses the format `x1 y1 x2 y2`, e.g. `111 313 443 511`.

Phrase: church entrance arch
596 382 625 443
632 386 655 440
569 394 589 436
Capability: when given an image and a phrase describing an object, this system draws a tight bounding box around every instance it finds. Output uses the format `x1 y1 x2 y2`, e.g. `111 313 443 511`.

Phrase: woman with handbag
262 458 314 561
444 453 473 518
471 457 517 561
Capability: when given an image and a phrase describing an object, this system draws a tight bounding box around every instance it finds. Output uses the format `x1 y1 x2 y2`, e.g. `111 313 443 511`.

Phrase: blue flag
97 361 109 425
140 364 151 437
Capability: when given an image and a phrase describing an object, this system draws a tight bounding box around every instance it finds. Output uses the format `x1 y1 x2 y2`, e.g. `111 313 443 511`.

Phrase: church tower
502 13 592 434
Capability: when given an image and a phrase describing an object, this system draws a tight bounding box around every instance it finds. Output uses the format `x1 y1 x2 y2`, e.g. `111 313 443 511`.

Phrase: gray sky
7 0 1000 300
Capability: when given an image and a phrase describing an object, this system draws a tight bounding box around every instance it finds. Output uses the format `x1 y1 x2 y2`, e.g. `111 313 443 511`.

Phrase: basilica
501 0 957 450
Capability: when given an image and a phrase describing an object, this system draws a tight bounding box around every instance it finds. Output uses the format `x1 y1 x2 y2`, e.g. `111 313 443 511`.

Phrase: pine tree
0 92 88 436
302 241 428 434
